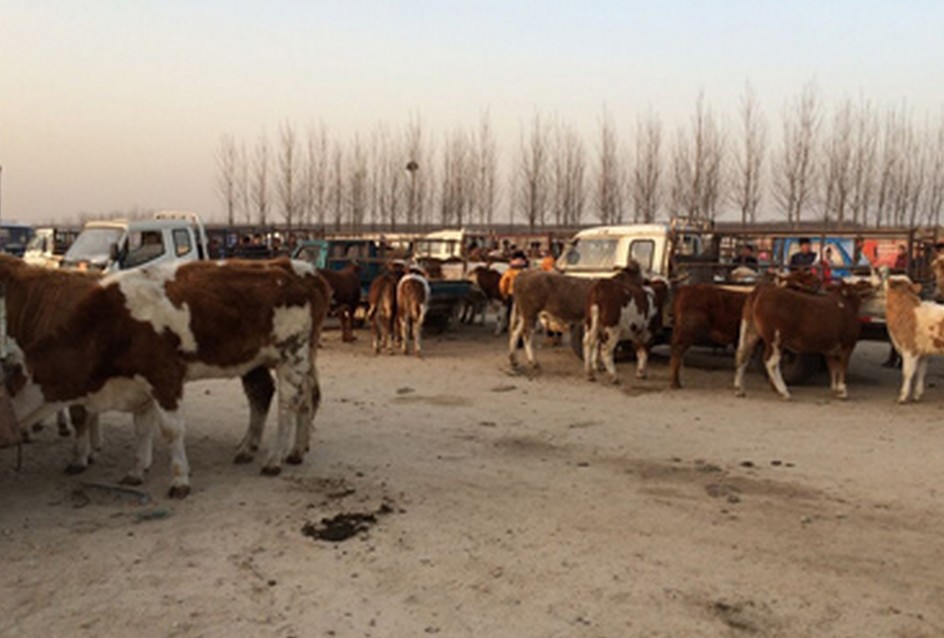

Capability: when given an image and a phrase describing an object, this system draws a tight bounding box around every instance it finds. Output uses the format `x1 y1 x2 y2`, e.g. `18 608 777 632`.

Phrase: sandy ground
2 319 944 638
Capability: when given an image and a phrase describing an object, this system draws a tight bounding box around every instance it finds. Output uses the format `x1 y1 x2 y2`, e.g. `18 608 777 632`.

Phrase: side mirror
108 242 120 264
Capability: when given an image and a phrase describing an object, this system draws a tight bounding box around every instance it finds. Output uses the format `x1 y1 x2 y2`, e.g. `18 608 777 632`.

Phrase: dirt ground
2 320 944 638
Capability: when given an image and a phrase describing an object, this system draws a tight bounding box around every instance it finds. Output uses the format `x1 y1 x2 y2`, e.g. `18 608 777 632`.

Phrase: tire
779 351 821 386
570 324 584 360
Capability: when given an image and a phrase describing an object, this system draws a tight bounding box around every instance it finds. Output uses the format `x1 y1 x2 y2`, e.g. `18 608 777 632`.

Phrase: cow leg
57 409 72 437
387 314 398 355
898 353 918 403
635 343 649 379
734 319 760 397
65 409 97 474
668 339 689 390
835 351 851 400
522 323 538 370
584 307 599 381
370 312 381 354
765 339 791 400
400 315 410 355
603 327 620 384
120 404 159 486
508 304 524 368
414 311 425 358
157 407 191 498
914 356 929 401
287 360 321 465
234 366 275 464
262 354 310 476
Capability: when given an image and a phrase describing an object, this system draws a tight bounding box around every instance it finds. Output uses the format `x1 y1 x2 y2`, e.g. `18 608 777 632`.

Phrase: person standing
789 238 817 270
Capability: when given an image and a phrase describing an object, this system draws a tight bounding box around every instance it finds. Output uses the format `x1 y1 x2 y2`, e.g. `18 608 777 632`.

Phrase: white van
62 212 209 273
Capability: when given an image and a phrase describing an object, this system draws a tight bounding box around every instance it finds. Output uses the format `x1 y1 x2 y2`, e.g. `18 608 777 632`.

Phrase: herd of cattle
0 252 943 497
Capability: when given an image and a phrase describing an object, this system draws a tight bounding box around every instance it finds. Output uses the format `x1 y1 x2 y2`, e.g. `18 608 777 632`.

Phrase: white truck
61 211 210 273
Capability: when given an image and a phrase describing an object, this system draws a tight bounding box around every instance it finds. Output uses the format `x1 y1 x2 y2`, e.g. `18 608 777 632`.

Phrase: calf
463 266 505 333
508 270 596 370
669 284 749 389
367 263 406 354
397 270 431 357
734 280 872 400
319 263 362 342
884 276 944 403
583 268 668 384
0 258 330 497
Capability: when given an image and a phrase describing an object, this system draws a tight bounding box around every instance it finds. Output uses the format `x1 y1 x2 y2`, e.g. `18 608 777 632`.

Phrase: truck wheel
570 324 584 360
779 351 822 386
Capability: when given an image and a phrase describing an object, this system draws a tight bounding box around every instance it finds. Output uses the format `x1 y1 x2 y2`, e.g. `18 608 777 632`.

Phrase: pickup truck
61 211 209 273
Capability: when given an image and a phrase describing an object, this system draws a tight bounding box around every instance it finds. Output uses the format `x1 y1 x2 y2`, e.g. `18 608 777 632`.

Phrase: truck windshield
561 238 620 270
64 228 122 264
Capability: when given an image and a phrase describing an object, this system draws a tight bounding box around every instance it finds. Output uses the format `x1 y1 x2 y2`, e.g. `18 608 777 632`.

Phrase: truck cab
62 211 209 273
556 223 707 279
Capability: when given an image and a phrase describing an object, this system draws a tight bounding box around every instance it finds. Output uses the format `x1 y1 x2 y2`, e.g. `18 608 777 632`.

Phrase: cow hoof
780 394 792 402
734 388 746 398
63 463 88 475
669 381 681 390
897 397 910 405
586 374 595 383
285 453 304 466
168 485 191 499
119 475 144 486
260 465 282 477
233 452 254 465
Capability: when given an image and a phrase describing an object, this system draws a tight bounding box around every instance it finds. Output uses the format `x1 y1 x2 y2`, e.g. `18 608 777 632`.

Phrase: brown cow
397 270 431 357
367 263 406 355
669 269 823 389
583 266 668 383
0 257 330 497
319 263 362 342
884 275 944 403
734 280 873 400
463 266 505 333
668 285 749 389
508 270 596 370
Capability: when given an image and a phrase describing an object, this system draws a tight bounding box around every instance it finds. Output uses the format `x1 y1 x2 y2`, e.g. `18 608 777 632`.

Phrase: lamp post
405 160 418 229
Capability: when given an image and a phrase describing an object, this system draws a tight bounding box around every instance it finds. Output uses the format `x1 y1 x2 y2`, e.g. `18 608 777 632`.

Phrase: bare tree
731 84 766 225
513 112 551 231
438 127 473 227
823 99 854 224
301 123 330 227
251 133 271 226
632 111 663 223
216 134 239 225
551 120 587 226
371 123 404 229
848 97 878 225
472 110 500 226
329 142 344 231
773 82 821 224
404 115 429 227
671 93 726 221
595 108 623 224
346 135 369 231
925 111 944 227
276 122 301 228
238 143 252 224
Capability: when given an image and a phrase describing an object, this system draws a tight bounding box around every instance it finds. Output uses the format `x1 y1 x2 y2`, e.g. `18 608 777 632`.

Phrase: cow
462 266 505 333
367 263 406 355
397 269 431 357
507 270 596 370
668 270 821 389
884 275 944 403
319 263 362 343
668 285 749 389
0 257 330 497
583 266 669 384
733 279 873 400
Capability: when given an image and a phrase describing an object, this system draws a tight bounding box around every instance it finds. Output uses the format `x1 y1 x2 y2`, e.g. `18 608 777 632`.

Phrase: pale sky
2 1 942 224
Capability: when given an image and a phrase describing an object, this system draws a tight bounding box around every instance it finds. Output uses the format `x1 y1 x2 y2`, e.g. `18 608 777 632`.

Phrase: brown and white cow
0 257 330 497
397 269 431 357
884 275 944 403
367 263 406 355
668 284 749 389
319 263 362 343
734 280 873 400
508 270 596 370
583 267 668 384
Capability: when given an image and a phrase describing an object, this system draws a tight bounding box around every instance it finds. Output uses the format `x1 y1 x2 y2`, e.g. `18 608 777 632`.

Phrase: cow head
885 275 922 297
774 268 821 293
612 260 644 287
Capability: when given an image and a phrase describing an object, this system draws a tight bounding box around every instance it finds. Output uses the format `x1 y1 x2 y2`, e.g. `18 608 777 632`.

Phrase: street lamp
405 160 418 228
